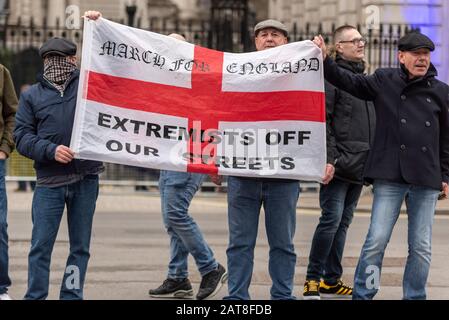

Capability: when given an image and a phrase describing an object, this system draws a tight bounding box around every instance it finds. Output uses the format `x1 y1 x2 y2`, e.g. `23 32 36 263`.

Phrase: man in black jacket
14 38 104 300
303 26 376 300
313 32 449 300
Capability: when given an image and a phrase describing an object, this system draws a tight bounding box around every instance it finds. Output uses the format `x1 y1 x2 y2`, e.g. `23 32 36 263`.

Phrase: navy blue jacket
324 57 449 190
14 70 103 179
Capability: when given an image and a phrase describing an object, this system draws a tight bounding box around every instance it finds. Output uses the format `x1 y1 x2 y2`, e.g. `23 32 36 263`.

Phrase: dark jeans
225 177 299 300
0 160 11 294
306 178 362 283
24 175 99 300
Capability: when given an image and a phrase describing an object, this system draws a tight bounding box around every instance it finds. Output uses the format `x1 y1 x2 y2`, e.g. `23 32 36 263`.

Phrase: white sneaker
0 293 12 300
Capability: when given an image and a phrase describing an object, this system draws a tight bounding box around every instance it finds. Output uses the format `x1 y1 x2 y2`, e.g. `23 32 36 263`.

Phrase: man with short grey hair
224 19 335 300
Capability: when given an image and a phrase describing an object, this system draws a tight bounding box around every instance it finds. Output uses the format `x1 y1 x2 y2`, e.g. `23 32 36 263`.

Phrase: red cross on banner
71 18 327 182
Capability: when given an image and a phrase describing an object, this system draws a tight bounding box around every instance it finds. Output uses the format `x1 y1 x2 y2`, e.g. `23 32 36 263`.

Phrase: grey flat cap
39 37 77 58
254 19 288 37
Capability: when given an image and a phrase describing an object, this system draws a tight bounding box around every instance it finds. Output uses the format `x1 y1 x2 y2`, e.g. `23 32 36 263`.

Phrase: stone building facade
268 0 449 83
8 0 267 27
4 0 448 81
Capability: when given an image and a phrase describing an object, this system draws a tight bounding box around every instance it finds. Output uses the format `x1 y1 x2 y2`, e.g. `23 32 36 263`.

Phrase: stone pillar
171 0 198 20
269 0 283 21
250 0 269 22
29 0 44 26
48 0 66 26
19 0 32 25
290 0 305 30
304 0 319 29
134 0 148 28
319 0 338 31
281 0 292 27
336 0 360 27
9 0 25 25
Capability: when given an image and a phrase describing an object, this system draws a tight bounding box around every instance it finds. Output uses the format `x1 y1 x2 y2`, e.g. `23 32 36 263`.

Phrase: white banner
71 18 326 181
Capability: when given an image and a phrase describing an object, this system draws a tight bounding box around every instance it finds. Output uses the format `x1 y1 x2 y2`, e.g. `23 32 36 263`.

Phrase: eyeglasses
339 38 367 46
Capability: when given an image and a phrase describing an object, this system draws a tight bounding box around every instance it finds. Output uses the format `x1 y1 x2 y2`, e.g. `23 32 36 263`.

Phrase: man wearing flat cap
14 37 103 300
314 32 449 300
223 19 334 300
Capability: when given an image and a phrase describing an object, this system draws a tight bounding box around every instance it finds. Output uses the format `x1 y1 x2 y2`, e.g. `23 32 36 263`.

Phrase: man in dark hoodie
14 38 104 300
314 32 449 300
303 26 376 300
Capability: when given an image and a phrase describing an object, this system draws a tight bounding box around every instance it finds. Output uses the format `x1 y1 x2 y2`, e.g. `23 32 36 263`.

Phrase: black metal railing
1 18 418 69
289 22 419 73
1 17 83 53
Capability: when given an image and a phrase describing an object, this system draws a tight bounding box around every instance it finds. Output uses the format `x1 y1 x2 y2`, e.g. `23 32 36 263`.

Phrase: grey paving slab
5 183 449 300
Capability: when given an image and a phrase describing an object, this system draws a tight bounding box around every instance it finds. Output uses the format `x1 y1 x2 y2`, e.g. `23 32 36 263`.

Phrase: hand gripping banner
71 18 326 181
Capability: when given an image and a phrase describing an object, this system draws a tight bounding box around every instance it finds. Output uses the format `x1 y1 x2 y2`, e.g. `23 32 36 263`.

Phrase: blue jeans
225 177 299 300
307 178 362 283
159 170 217 279
24 175 99 300
353 180 438 300
0 160 11 294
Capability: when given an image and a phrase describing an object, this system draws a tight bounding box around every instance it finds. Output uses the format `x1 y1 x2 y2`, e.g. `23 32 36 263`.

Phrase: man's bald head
168 33 186 42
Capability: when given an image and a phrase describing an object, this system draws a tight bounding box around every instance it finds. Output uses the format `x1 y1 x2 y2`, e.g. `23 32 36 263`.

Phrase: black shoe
196 263 227 300
149 278 194 299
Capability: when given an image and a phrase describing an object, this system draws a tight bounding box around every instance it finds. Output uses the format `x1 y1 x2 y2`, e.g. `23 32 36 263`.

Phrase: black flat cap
398 32 435 52
39 37 77 58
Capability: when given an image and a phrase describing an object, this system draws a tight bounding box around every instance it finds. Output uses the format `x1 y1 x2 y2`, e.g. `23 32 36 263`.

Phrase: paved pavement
5 183 449 300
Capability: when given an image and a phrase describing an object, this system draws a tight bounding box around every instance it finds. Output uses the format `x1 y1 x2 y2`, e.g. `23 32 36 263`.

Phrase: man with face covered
224 20 334 301
14 38 104 300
